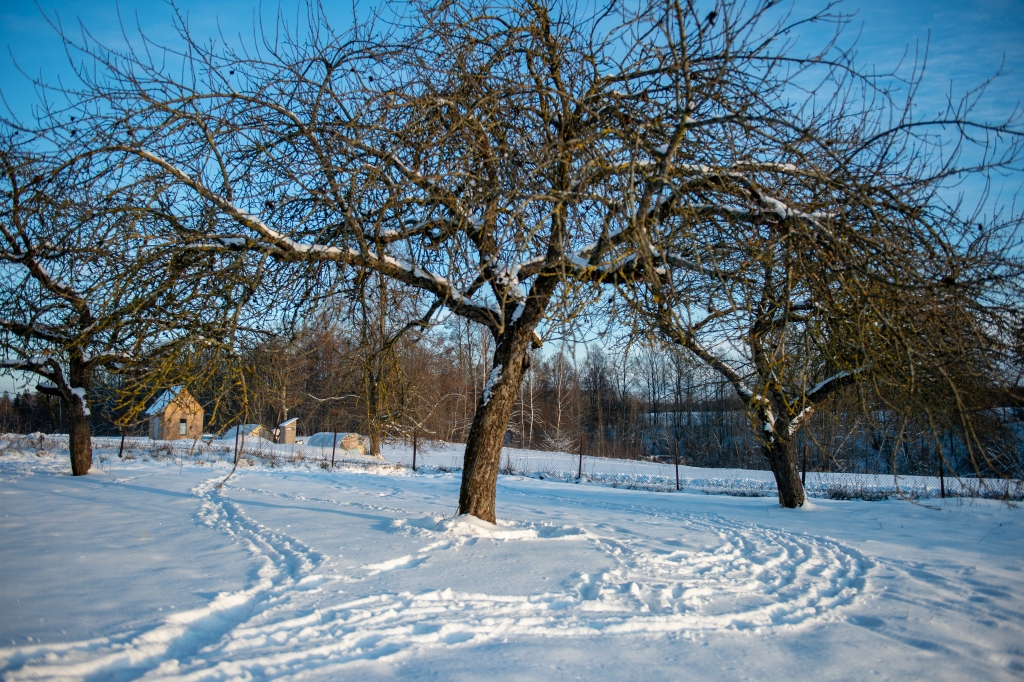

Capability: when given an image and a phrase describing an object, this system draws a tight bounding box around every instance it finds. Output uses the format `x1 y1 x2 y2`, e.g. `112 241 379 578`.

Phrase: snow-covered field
1 435 1022 680
59 434 1022 501
383 441 1022 500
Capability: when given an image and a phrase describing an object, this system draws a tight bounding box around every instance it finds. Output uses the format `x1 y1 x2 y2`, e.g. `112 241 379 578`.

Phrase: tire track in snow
0 477 324 681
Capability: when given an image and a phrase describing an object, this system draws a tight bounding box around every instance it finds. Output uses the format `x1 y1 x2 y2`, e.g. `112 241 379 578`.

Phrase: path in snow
2 474 869 679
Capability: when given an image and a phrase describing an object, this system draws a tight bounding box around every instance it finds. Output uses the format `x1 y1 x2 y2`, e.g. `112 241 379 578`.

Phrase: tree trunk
458 338 531 523
369 430 382 459
68 412 93 476
66 359 92 476
764 436 805 508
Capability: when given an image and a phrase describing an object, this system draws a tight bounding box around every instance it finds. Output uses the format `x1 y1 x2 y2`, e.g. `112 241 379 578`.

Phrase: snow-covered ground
383 441 1022 500
1 435 1022 681
60 434 1022 500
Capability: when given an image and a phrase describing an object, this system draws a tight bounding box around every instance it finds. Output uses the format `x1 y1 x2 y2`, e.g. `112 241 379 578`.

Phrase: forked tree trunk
458 338 532 523
764 436 805 508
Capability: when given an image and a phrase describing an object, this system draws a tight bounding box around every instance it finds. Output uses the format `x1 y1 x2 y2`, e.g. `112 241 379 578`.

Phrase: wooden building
146 387 204 441
278 418 298 445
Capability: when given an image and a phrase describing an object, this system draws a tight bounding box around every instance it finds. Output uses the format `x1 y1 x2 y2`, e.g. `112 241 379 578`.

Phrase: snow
386 442 1018 500
806 366 867 398
1 435 1023 681
481 365 502 405
787 406 815 436
304 432 368 452
69 387 89 416
216 424 266 441
28 261 73 294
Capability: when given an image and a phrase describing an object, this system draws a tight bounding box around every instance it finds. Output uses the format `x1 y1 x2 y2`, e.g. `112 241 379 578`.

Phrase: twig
978 522 1005 542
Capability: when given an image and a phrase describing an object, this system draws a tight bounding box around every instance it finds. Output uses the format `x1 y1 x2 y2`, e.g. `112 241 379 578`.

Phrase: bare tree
510 348 541 448
0 135 244 473
350 273 437 457
540 350 580 453
600 2 1024 505
30 0 1021 516
31 1 636 520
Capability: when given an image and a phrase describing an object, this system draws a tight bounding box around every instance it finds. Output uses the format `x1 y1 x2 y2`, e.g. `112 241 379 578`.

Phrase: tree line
3 306 1020 483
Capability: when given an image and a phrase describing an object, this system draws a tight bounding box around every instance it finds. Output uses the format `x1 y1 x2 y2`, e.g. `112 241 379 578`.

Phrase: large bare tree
598 5 1024 505
29 0 1021 515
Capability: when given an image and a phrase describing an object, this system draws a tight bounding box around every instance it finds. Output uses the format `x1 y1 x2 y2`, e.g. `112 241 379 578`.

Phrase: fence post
938 452 946 499
233 423 241 465
331 430 338 469
577 434 584 482
674 438 680 491
802 444 808 487
413 429 418 472
940 432 951 499
118 429 126 459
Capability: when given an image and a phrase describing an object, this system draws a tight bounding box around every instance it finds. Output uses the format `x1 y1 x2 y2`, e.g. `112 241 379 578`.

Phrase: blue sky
1 0 1021 122
0 0 1022 395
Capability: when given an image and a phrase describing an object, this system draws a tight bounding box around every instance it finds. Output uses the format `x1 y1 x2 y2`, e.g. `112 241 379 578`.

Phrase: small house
146 387 204 441
278 418 298 445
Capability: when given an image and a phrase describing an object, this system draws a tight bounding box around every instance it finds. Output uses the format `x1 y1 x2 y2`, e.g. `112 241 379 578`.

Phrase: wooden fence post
118 429 126 459
940 432 951 499
331 430 338 469
674 438 680 491
802 444 808 487
413 429 418 472
577 434 584 482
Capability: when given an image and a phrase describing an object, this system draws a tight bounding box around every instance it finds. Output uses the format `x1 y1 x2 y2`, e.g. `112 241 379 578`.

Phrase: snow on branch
806 365 868 403
481 365 502 406
0 355 86 412
0 355 54 374
657 314 754 404
125 148 503 330
787 406 815 437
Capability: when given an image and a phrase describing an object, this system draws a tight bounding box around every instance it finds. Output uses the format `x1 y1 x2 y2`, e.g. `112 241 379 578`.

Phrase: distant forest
4 309 1021 481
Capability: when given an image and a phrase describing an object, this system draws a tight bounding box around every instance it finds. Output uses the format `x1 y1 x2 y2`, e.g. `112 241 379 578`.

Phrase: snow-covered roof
279 418 298 426
218 424 267 440
35 382 59 396
305 432 364 448
145 386 189 416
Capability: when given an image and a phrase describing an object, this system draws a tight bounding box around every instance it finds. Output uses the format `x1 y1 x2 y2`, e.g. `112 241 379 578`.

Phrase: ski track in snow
0 474 882 680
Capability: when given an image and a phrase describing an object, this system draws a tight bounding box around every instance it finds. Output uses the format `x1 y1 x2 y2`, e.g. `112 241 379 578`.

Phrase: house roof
279 418 298 426
145 386 188 416
305 432 363 448
218 424 267 440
